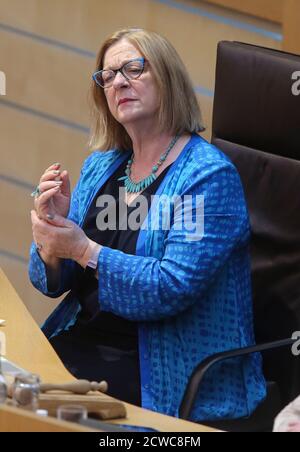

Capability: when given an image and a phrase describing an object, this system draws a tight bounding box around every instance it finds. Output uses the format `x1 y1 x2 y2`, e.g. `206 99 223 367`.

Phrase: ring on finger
31 185 41 198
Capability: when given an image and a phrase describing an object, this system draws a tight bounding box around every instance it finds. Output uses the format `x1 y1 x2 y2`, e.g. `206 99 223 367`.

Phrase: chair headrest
212 41 300 160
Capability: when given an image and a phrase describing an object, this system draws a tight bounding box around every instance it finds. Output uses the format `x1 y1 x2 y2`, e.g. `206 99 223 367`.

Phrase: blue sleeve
98 162 250 321
28 153 97 298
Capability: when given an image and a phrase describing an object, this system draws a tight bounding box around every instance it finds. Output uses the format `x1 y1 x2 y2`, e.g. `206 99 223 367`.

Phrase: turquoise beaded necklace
118 135 179 193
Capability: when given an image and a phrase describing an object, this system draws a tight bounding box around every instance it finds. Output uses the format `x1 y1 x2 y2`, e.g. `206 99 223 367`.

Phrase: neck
126 126 175 165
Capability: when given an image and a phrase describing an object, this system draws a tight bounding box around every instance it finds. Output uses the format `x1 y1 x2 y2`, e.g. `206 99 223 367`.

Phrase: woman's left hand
31 210 90 266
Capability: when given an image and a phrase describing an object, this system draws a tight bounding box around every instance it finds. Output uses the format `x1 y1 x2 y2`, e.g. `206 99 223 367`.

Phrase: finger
40 169 62 184
31 209 48 224
45 163 61 173
30 209 37 223
31 211 50 249
59 170 71 197
39 180 63 194
34 186 61 213
31 210 57 238
31 209 43 226
45 213 72 228
38 185 61 203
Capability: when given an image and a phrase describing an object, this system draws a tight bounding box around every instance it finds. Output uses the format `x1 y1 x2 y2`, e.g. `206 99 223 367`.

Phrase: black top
74 159 172 346
49 158 172 405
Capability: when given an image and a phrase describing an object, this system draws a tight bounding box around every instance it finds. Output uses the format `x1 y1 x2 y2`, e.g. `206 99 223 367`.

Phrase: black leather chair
179 41 300 432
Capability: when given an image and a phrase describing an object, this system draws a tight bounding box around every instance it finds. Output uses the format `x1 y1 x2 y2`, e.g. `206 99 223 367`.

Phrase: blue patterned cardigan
29 134 266 421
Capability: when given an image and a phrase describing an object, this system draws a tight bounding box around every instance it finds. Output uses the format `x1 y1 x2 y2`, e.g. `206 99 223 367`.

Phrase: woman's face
102 39 160 130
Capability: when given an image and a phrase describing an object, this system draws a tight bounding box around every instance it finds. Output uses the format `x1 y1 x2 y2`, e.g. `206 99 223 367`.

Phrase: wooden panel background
282 0 300 54
205 0 284 23
0 0 284 324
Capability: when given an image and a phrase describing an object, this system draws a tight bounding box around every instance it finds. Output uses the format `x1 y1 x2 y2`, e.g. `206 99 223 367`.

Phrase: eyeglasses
92 57 146 88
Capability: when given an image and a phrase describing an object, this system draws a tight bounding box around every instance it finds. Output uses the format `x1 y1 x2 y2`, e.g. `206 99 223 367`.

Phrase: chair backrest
211 41 300 406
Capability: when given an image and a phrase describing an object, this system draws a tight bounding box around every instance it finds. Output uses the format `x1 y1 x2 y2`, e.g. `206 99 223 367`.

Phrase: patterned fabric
29 134 266 421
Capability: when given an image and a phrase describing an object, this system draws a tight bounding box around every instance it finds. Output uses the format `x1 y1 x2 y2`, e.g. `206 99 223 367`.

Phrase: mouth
118 98 136 106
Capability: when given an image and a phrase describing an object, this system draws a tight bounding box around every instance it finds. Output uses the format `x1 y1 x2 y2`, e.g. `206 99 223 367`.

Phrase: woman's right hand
34 163 71 220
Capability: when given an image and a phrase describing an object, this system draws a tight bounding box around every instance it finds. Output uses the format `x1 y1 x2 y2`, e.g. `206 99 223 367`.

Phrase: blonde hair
89 28 205 151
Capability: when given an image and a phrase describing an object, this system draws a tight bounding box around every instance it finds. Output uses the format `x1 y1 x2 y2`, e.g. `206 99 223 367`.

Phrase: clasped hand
31 210 89 264
31 162 90 266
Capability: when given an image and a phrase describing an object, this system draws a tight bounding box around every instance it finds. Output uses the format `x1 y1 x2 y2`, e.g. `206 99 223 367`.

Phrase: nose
112 71 129 89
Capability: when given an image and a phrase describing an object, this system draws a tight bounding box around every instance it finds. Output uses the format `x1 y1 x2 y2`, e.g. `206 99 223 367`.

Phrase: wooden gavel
40 379 108 395
7 379 108 397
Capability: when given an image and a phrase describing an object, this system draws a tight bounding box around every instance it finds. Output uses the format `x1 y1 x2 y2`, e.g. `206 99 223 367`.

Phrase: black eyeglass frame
92 57 146 88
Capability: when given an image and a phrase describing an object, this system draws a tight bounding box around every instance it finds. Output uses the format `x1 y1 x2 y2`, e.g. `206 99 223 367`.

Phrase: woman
29 28 266 421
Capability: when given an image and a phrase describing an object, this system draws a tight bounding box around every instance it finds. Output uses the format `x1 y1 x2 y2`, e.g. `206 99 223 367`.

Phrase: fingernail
55 181 63 185
53 170 60 175
47 213 55 220
53 163 60 166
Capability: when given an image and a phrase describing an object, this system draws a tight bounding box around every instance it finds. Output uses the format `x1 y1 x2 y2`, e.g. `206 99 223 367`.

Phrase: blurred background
0 0 299 325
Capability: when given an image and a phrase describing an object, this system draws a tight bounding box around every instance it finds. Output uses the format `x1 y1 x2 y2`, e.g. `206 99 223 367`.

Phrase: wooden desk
0 268 215 432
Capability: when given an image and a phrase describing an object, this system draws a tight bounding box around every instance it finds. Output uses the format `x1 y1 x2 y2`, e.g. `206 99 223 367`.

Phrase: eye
127 65 141 73
102 70 114 84
124 62 143 78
